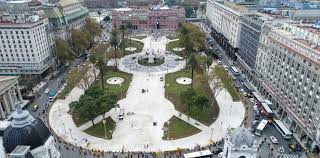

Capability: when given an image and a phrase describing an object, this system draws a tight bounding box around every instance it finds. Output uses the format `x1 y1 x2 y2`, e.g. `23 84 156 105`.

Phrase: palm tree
110 30 119 69
189 53 197 88
119 25 127 55
96 57 105 90
127 22 133 45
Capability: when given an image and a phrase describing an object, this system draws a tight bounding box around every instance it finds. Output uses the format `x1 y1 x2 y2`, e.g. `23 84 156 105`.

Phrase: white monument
223 127 258 158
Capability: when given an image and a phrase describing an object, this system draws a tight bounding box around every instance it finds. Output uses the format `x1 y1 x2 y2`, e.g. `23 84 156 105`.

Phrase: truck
48 89 58 102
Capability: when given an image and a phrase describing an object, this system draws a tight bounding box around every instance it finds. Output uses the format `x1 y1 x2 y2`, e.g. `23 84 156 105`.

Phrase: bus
260 102 273 118
252 92 264 104
183 150 213 158
230 66 240 76
255 119 269 136
48 89 58 102
273 119 292 139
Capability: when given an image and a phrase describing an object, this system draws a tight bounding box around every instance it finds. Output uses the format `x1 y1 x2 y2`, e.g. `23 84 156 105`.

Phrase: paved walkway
49 36 245 152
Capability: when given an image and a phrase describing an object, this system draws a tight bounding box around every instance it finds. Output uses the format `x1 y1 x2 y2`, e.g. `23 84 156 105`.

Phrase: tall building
112 6 185 33
237 14 265 82
0 76 27 121
43 0 89 40
206 0 256 60
0 104 60 158
223 127 258 158
0 1 54 80
255 22 320 150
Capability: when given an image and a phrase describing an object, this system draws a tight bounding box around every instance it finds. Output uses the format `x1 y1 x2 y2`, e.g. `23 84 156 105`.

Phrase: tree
110 29 119 69
78 95 98 125
96 56 105 90
177 23 206 87
189 53 197 88
127 22 133 45
55 38 74 63
71 30 90 56
89 55 97 79
103 16 110 22
97 92 117 118
119 25 127 55
85 18 102 45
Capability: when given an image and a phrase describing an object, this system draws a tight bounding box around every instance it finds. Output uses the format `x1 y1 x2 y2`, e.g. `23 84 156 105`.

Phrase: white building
255 21 320 151
223 127 258 158
206 0 251 60
0 76 27 121
0 1 54 79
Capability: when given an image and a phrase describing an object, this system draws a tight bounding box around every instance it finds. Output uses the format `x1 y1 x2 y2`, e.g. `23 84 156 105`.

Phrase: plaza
48 35 245 152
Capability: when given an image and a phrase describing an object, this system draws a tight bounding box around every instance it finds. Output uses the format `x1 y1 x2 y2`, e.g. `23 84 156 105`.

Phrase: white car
249 98 255 103
270 136 278 144
44 88 49 94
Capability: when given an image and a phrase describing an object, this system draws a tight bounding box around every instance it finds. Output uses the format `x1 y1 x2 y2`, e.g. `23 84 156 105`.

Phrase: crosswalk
280 154 302 158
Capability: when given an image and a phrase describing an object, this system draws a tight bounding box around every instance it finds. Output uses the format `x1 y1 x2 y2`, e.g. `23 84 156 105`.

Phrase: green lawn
92 67 132 100
58 65 90 99
166 40 185 56
138 57 164 66
84 117 116 139
213 66 240 101
165 67 219 126
119 38 144 55
163 116 201 140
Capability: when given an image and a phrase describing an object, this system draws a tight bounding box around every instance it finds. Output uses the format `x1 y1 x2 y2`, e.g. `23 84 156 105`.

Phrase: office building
206 0 257 60
0 1 54 79
255 22 320 150
43 0 89 40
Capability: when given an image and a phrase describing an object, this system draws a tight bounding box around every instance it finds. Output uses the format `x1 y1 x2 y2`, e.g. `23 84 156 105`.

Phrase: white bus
261 102 274 118
230 66 240 76
183 150 213 158
255 119 269 136
273 119 292 139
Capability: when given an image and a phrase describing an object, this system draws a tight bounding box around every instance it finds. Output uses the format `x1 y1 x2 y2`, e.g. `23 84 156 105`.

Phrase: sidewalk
48 36 245 152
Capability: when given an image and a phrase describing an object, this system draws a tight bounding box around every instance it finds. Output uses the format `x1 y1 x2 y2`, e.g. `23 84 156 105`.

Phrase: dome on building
2 104 51 153
230 127 254 147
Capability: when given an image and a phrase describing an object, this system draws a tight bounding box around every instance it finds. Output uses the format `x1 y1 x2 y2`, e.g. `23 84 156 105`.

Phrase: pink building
112 7 185 31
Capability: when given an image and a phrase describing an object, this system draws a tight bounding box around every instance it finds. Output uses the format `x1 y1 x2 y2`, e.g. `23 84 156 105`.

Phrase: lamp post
102 119 107 139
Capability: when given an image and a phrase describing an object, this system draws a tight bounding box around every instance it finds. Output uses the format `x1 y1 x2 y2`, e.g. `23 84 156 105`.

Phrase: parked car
270 136 278 144
44 88 50 94
118 109 124 120
33 104 39 111
249 98 255 103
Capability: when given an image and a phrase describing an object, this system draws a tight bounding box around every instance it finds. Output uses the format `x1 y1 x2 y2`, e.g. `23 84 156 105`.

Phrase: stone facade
0 76 25 121
255 22 320 150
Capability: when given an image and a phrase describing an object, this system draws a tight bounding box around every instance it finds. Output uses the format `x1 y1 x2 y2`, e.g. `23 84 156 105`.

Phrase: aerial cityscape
0 0 319 157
